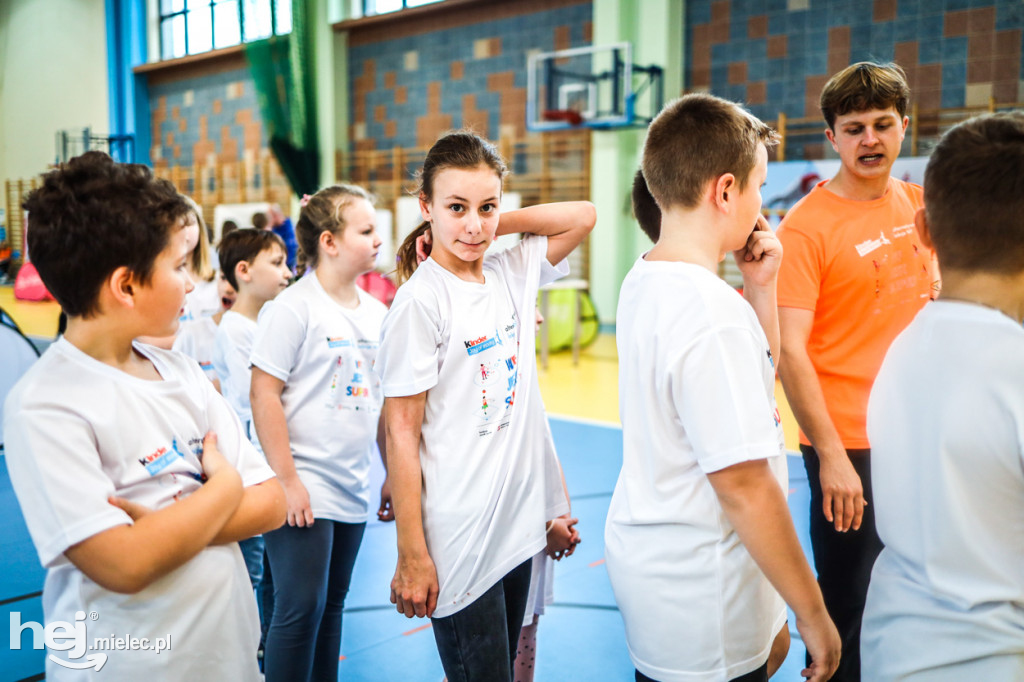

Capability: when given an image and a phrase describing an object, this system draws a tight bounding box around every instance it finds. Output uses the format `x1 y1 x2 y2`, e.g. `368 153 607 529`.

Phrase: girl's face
182 212 201 254
336 198 382 274
419 164 502 269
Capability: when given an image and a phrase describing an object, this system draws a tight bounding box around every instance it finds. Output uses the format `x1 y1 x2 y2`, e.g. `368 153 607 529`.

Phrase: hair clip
300 193 312 207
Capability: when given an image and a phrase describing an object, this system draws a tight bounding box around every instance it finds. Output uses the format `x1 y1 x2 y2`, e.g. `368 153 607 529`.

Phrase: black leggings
431 559 533 682
802 445 883 682
262 519 366 682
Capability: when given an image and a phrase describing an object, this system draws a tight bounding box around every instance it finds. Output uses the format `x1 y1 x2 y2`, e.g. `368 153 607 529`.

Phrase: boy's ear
824 127 838 153
913 207 933 250
235 260 251 283
712 173 737 211
107 266 137 309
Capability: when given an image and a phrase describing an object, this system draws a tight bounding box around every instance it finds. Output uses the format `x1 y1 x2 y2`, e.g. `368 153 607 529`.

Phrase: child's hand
199 432 237 481
415 230 432 263
281 477 315 527
545 515 580 560
108 496 154 521
733 214 782 289
377 476 395 522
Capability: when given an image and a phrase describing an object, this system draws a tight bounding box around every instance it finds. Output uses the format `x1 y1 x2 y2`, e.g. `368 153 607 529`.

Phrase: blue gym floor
0 418 814 681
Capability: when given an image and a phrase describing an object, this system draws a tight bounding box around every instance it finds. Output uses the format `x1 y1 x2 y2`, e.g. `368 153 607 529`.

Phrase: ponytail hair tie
299 193 313 207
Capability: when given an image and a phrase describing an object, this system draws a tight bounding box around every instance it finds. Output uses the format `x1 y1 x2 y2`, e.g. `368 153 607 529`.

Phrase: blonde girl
249 184 393 681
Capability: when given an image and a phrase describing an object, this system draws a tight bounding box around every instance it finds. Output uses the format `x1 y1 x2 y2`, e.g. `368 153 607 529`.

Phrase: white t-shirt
213 311 258 441
377 235 569 618
862 301 1024 680
3 338 274 681
605 257 788 682
250 274 388 523
524 402 569 627
180 276 221 322
173 316 219 383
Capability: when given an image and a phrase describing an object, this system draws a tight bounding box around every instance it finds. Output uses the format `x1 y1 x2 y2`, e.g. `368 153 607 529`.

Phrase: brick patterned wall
149 65 266 168
687 0 1024 159
348 1 593 152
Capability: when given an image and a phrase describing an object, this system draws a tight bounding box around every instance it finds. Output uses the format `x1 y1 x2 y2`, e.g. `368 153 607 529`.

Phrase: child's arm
250 367 314 527
63 433 243 594
707 459 841 682
376 413 394 522
734 214 782 362
111 479 285 545
385 393 439 618
495 202 597 266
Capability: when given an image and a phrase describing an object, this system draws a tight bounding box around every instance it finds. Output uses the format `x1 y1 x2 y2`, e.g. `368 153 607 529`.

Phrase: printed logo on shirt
327 336 351 349
138 438 188 477
198 360 213 371
464 330 502 356
356 338 378 350
892 223 915 239
854 230 892 257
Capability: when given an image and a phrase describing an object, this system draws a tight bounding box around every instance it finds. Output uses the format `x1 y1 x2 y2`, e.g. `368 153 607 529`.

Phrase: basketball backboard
526 42 664 132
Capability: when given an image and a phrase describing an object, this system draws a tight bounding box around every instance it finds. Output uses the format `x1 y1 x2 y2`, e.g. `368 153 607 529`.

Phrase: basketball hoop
542 109 585 126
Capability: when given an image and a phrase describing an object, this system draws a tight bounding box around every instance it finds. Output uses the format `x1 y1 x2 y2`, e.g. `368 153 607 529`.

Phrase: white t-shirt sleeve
199 377 275 487
672 325 780 473
250 300 306 382
490 234 569 293
5 401 133 568
378 294 442 397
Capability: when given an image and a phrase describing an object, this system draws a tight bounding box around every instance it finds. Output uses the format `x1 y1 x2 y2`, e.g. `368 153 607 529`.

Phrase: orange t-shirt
777 178 935 449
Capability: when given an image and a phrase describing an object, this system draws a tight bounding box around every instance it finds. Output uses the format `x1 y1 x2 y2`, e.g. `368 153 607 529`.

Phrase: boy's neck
938 269 1024 324
645 205 726 273
315 264 362 308
63 318 162 380
230 291 271 322
825 167 891 201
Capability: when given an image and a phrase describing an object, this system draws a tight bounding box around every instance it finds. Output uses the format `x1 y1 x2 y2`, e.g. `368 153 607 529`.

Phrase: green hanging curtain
245 0 320 197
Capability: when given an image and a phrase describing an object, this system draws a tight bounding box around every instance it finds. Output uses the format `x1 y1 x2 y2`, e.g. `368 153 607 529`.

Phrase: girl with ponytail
376 130 596 680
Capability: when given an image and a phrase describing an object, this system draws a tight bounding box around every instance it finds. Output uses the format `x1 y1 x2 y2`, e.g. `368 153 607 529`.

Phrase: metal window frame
158 0 284 61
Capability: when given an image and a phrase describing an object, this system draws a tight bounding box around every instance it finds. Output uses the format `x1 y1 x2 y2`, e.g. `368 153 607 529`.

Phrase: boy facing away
605 94 840 682
3 152 286 680
861 113 1024 680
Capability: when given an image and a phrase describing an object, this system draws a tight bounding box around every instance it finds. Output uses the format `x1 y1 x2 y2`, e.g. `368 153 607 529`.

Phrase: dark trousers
431 559 533 682
636 661 768 682
801 445 883 682
262 519 366 682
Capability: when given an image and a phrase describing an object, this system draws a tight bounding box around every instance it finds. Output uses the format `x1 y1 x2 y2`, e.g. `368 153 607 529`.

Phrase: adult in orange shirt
777 62 936 682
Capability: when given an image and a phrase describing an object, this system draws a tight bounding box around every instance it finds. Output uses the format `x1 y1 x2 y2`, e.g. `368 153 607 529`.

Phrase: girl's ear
418 194 432 222
319 229 339 258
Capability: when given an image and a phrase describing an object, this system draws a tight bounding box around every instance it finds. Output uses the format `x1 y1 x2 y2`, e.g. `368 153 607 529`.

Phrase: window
159 0 291 61
362 0 444 17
